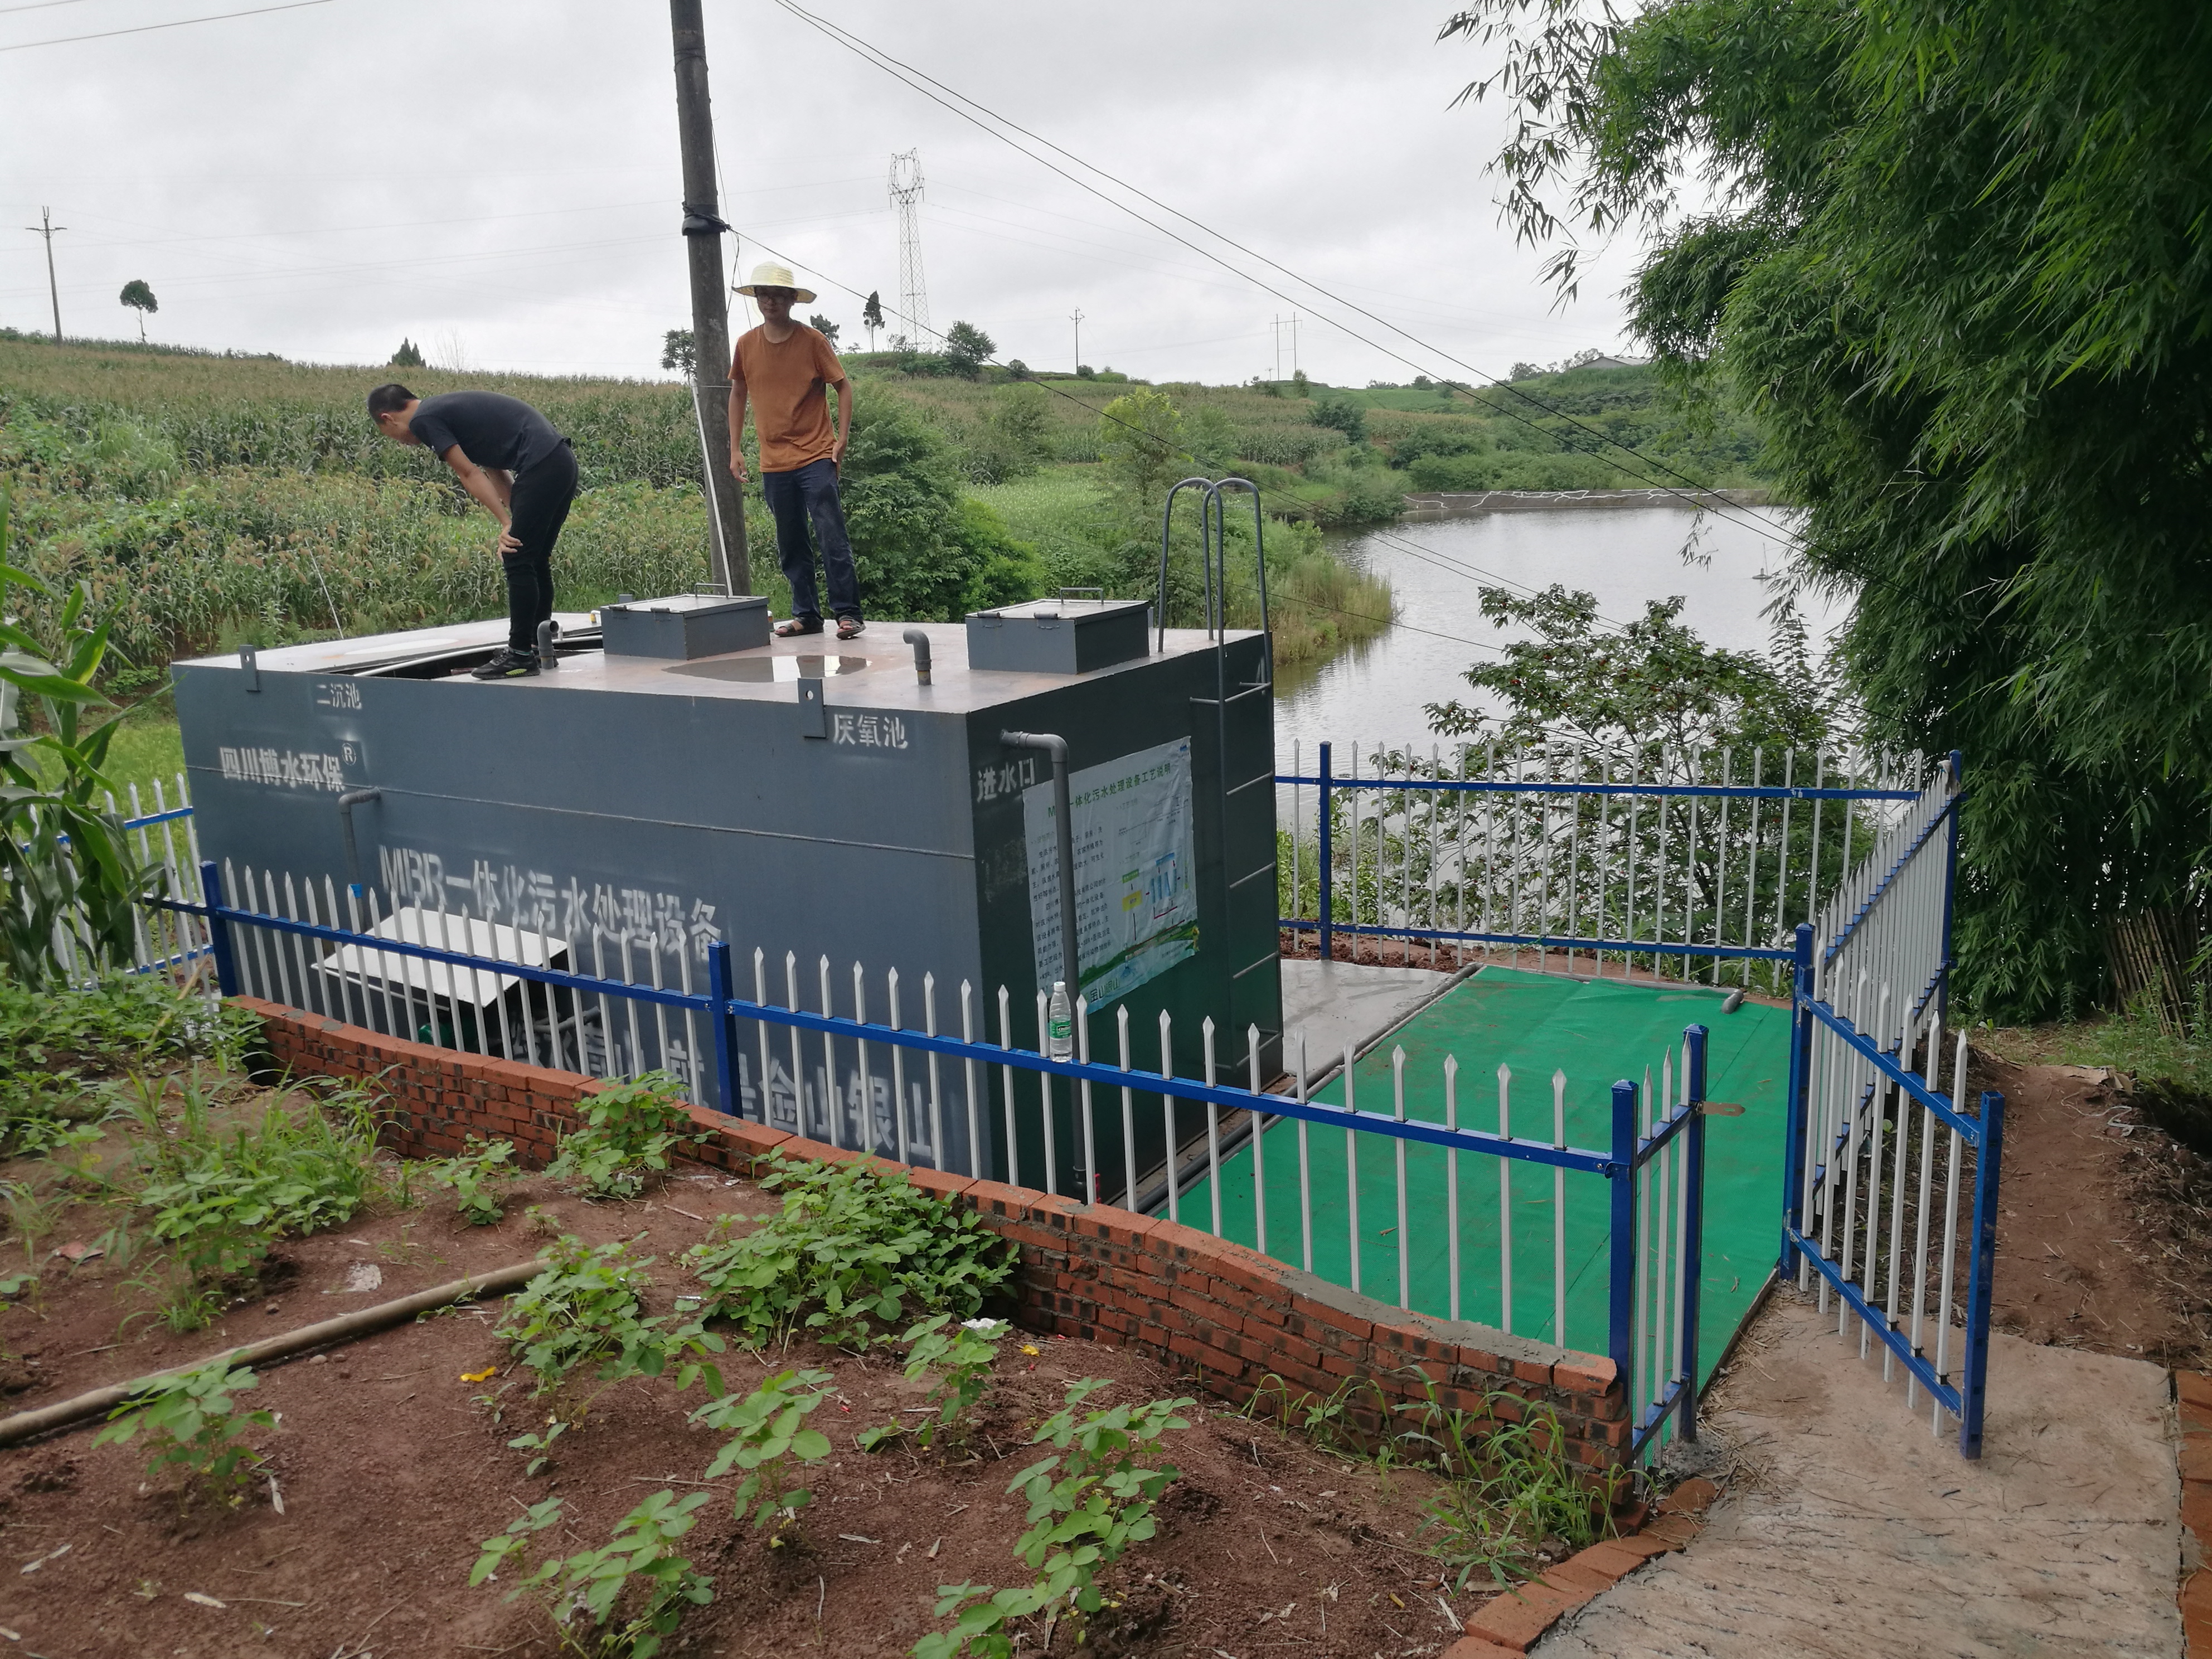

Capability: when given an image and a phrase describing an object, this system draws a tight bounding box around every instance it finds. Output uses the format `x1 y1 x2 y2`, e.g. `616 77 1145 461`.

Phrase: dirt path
1538 1293 2180 1658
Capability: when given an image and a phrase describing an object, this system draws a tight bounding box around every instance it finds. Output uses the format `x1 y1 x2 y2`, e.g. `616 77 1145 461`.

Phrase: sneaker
470 648 540 680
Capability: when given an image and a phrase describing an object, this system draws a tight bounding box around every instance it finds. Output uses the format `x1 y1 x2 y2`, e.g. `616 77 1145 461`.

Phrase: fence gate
1782 752 2003 1456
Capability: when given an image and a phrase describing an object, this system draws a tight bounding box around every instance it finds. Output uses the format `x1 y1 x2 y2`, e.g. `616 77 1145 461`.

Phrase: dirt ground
0 1125 1518 1658
1973 1045 2212 1369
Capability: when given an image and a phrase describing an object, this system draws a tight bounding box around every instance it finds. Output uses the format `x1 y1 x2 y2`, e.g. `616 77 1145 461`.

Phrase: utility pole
670 0 748 595
24 208 65 345
1272 314 1283 383
1071 307 1084 371
1290 312 1300 377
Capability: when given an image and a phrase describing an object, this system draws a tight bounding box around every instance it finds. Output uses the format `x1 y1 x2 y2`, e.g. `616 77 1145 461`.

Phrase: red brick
1530 1560 1606 1603
1511 1357 1554 1387
1570 1540 1651 1583
2183 1480 2212 1539
1641 1515 1700 1550
2179 1372 2212 1411
2183 1440 2212 1485
1553 1354 1617 1394
1657 1476 1720 1517
1599 1532 1676 1562
1466 1581 1580 1651
1440 1639 1522 1659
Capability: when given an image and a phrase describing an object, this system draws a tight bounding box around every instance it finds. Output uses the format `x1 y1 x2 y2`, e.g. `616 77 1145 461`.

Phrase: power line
762 0 1802 559
0 0 335 52
0 0 99 15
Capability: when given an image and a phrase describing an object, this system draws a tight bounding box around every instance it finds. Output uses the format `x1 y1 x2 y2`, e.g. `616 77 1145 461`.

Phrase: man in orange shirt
729 262 862 639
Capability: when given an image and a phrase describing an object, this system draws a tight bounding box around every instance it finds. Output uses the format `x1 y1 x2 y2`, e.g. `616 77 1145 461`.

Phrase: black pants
503 439 578 652
761 457 861 621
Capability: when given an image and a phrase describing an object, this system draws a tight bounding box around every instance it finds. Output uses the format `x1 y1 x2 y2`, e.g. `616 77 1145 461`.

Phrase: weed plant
917 1380 1191 1658
92 1360 273 1505
857 1314 1008 1453
473 1489 714 1659
691 1367 836 1540
498 1235 724 1400
546 1073 703 1200
119 1070 387 1327
1239 1369 1616 1589
685 1153 1013 1350
427 1135 518 1224
0 974 257 1150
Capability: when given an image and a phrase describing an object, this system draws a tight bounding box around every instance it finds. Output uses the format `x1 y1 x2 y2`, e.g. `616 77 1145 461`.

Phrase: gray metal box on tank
966 596 1150 676
171 599 1280 1203
601 593 771 659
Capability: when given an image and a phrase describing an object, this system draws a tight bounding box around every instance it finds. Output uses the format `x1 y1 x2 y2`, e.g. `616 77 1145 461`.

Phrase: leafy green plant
546 1073 704 1200
506 1414 569 1477
0 483 164 985
428 1135 518 1225
0 972 259 1090
685 1153 1015 1350
497 1235 723 1399
690 1366 836 1541
472 1489 714 1659
858 1314 1008 1453
119 1071 387 1327
916 1381 1190 1658
91 1360 274 1502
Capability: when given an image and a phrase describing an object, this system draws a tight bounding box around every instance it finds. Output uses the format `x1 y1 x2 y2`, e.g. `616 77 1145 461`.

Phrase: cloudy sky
0 0 1650 385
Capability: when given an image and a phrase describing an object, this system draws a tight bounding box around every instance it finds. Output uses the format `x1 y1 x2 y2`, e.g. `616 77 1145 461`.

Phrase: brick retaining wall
242 996 1631 1473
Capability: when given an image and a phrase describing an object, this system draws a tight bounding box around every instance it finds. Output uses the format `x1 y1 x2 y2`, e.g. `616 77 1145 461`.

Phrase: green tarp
1171 967 1788 1394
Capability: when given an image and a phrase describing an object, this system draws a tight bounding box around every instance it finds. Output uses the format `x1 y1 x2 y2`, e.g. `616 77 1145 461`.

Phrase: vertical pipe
1036 988 1058 1195
1000 986 1019 1188
1741 747 1763 988
1782 924 1815 1279
857 966 877 1156
1679 1025 1708 1442
1160 1010 1178 1224
1710 748 1730 986
1079 997 1098 1203
1551 1069 1568 1348
1445 1055 1462 1323
706 941 739 1115
1204 1017 1221 1235
785 953 806 1139
1882 1008 1915 1380
1907 1015 1939 1409
1933 1029 1967 1432
1393 1046 1410 1310
1497 1063 1514 1335
925 973 945 1170
1118 1005 1137 1208
1958 1089 2005 1459
961 981 982 1181
1608 1079 1638 1391
1343 1046 1362 1296
1316 741 1334 962
1454 743 1469 970
1296 1032 1313 1272
1638 1064 1658 1418
1249 1023 1267 1257
889 968 910 1163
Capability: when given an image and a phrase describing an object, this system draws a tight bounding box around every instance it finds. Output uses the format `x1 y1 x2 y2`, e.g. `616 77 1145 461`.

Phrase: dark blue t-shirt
408 391 564 474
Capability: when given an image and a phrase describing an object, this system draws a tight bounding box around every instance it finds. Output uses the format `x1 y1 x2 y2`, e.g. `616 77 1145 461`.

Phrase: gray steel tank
171 596 1280 1197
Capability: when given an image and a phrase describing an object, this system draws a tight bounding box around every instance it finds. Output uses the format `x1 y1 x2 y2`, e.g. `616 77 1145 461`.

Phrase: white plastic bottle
1046 979 1074 1059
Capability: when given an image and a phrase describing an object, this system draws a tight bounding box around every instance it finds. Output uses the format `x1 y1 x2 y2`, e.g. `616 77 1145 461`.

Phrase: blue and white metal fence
154 853 1709 1461
1781 753 1999 1456
1278 739 1928 989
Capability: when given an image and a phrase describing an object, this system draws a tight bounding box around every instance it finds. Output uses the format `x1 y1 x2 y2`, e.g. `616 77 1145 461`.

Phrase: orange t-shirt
733 323 845 473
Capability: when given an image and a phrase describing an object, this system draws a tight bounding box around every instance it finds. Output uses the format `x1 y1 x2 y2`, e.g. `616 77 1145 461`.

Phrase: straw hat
736 261 817 303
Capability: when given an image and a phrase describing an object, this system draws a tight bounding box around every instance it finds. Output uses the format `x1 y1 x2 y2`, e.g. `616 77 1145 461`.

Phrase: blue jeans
761 457 860 622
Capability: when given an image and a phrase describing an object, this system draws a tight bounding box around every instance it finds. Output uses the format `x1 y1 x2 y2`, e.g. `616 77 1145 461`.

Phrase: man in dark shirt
366 384 578 678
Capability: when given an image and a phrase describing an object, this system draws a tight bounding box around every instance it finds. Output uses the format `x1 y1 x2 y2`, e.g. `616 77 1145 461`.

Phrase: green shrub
497 1235 724 1399
93 1360 274 1503
427 1135 518 1224
546 1072 703 1200
916 1381 1191 1658
473 1490 714 1659
857 1313 1009 1453
685 1153 1015 1350
692 1366 837 1539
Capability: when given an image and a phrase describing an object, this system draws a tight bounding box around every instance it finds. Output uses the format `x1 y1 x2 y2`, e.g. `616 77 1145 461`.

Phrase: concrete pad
1279 958 1456 1074
1540 1292 2180 1658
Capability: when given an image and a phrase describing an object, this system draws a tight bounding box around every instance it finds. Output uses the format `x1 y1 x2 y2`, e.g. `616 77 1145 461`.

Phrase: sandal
835 614 866 641
775 615 824 637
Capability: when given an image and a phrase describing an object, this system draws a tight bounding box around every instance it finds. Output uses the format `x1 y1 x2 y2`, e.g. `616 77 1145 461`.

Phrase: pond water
1273 503 1836 760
